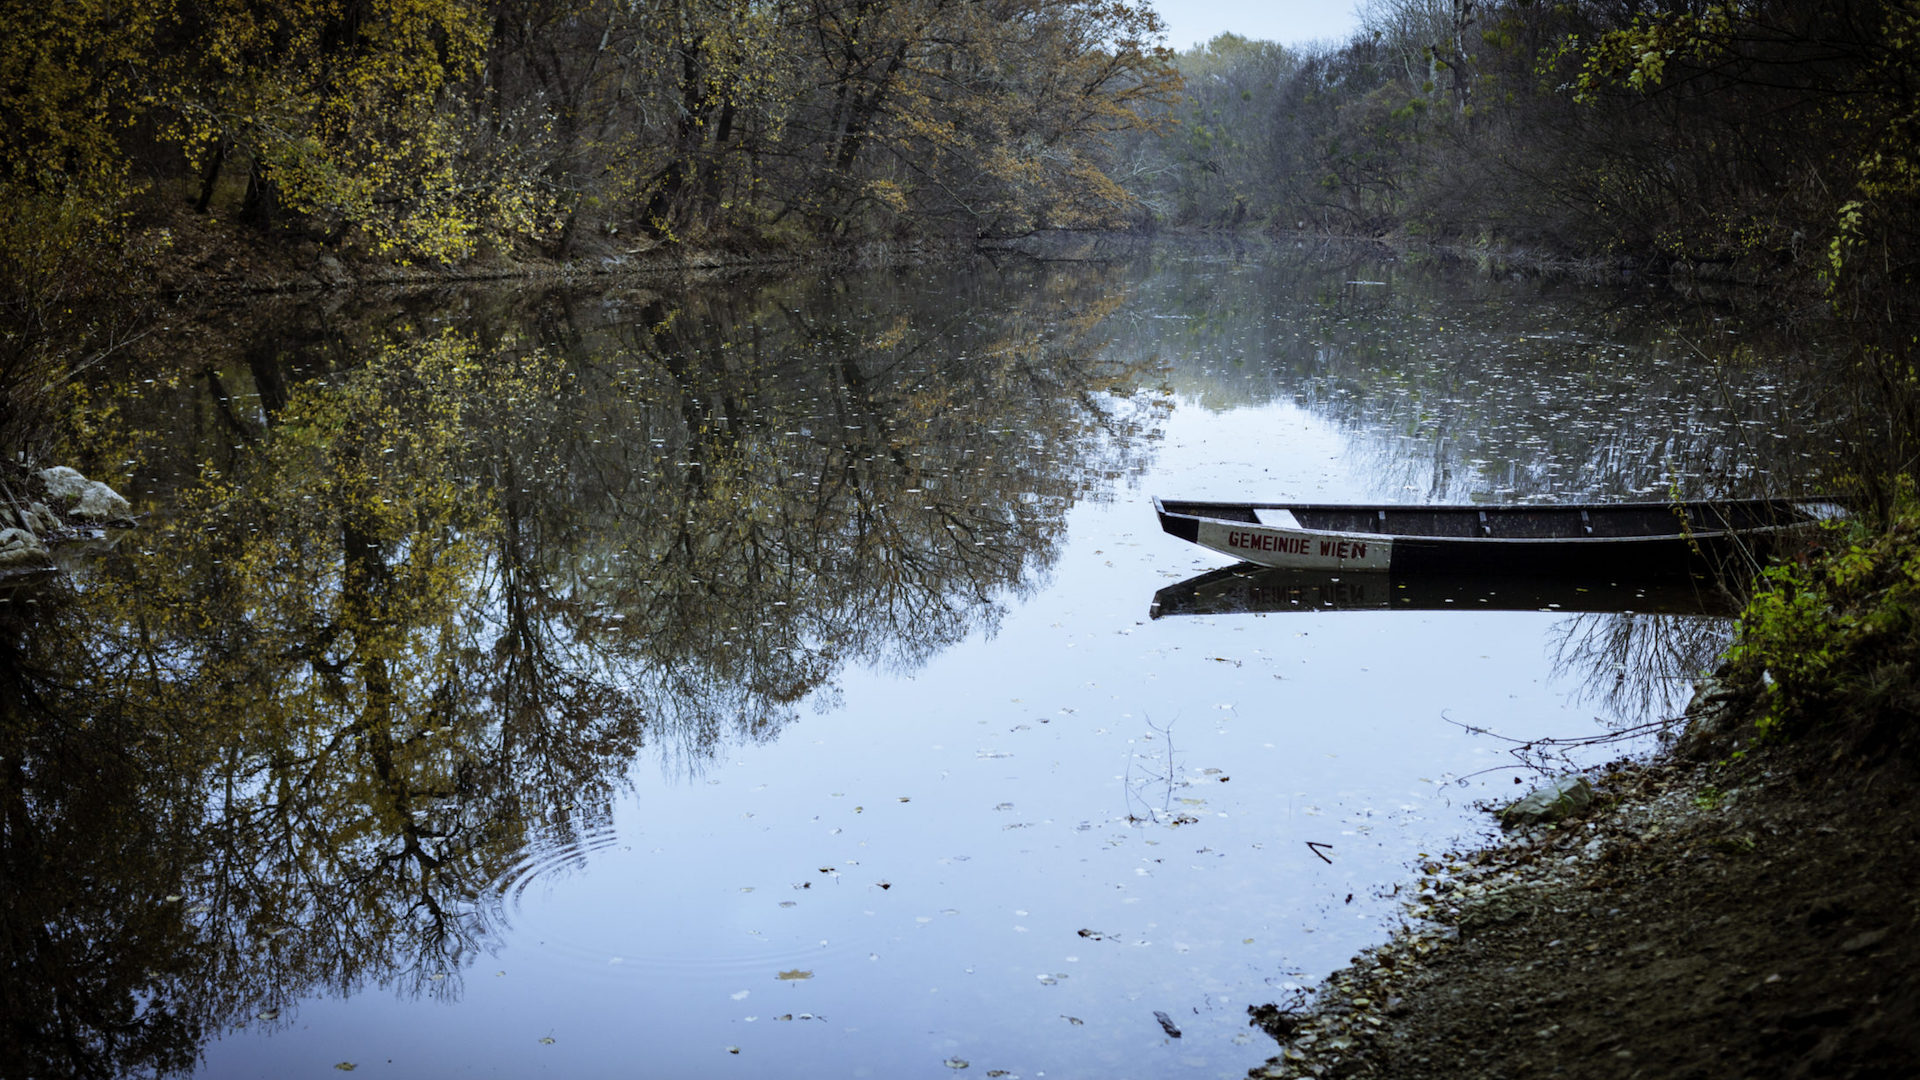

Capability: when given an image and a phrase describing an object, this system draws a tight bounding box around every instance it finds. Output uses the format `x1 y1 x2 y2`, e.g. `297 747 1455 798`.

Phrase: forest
5 1 1917 464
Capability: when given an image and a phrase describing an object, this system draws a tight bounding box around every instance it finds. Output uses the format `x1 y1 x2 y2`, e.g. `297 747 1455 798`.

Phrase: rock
36 466 134 524
0 527 52 572
1498 776 1595 829
1839 928 1889 954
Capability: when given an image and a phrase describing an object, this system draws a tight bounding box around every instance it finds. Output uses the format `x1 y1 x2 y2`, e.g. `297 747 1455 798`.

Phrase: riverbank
1244 690 1920 1079
121 206 869 296
117 208 1622 299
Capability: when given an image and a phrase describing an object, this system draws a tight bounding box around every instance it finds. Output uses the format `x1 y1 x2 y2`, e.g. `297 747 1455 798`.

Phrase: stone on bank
0 466 136 575
1497 776 1596 829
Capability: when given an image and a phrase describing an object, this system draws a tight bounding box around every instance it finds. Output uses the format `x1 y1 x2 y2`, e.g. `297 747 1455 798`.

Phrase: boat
1148 565 1739 619
1152 497 1840 578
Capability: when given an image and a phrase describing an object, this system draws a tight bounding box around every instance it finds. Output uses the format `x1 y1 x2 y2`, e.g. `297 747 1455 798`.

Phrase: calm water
3 243 1815 1079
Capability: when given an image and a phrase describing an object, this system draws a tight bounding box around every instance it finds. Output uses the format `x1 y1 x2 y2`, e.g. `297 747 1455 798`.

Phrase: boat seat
1252 508 1301 529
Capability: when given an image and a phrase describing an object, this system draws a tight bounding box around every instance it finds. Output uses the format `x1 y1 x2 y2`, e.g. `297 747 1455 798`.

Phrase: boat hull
1155 497 1831 577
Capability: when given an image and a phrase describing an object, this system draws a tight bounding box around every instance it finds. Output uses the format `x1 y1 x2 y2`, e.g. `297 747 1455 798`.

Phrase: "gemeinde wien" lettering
1228 531 1369 560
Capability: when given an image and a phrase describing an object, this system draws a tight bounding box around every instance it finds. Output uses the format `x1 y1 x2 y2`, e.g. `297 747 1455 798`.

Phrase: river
0 239 1821 1079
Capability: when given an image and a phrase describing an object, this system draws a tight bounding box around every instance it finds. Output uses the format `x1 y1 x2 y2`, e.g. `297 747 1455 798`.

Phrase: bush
1727 495 1920 752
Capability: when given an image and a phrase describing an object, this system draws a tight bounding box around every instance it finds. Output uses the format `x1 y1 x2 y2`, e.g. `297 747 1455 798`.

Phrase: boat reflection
1151 563 1737 726
1148 564 1739 618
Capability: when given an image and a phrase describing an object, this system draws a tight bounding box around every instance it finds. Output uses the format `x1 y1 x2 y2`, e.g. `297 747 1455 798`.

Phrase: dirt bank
1245 705 1920 1079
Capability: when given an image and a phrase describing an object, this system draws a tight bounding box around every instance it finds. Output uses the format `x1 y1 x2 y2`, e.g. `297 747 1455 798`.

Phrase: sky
1148 0 1364 50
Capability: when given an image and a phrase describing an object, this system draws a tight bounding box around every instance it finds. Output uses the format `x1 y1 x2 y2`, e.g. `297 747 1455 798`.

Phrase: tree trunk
193 142 227 214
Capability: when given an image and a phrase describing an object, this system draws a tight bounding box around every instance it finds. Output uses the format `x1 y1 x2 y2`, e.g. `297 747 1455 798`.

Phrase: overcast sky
1148 0 1365 50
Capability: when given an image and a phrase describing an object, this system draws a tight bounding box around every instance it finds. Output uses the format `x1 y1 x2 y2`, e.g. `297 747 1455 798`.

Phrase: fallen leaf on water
776 969 813 981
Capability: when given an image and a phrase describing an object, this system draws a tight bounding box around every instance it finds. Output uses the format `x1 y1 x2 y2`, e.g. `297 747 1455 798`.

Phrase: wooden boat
1148 565 1739 620
1153 497 1839 578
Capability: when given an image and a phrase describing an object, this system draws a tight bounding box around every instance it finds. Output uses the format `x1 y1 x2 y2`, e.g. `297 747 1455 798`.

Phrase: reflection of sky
204 384 1683 1077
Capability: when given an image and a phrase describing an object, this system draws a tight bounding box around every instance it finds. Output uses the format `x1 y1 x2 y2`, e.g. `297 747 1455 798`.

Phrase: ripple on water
490 820 625 912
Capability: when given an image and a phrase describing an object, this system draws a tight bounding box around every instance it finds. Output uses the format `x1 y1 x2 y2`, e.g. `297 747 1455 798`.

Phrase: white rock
37 466 133 523
0 527 50 571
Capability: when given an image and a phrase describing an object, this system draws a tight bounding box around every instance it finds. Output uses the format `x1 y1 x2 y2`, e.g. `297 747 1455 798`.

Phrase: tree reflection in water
0 265 1161 1078
1545 611 1735 727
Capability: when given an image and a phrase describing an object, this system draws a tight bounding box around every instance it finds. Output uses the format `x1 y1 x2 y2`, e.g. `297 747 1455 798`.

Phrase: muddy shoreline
1243 688 1919 1079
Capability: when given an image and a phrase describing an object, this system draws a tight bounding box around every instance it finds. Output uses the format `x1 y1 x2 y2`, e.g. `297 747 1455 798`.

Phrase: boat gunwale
1150 496 1823 545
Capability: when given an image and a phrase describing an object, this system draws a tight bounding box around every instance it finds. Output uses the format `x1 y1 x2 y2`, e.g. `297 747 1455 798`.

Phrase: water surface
2 243 1813 1079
